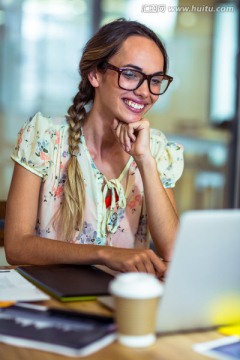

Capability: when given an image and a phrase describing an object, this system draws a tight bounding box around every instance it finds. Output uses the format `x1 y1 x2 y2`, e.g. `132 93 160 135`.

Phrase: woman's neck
82 108 118 153
81 107 131 179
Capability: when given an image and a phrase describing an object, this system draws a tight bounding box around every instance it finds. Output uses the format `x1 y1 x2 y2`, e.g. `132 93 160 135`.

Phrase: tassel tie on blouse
100 178 126 238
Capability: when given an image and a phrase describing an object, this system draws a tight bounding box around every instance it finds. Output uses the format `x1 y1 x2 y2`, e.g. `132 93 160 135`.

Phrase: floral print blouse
12 112 184 249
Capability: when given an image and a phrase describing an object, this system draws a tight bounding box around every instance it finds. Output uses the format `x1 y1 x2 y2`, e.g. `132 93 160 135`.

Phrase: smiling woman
87 35 165 125
4 18 184 278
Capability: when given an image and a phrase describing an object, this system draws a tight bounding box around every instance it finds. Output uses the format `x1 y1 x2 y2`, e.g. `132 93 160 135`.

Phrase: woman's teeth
124 99 144 110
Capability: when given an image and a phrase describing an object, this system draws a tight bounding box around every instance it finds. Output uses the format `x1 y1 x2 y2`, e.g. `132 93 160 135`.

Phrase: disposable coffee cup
109 272 164 348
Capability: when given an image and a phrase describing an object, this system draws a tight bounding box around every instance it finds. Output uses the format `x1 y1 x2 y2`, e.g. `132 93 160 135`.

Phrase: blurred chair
0 201 6 247
0 201 9 265
195 171 225 209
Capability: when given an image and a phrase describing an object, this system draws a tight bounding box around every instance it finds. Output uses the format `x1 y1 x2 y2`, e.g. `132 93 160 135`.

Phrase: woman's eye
151 77 162 86
122 70 137 80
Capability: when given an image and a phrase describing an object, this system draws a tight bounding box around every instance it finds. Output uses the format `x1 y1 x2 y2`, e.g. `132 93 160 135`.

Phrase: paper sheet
193 336 240 360
0 269 49 302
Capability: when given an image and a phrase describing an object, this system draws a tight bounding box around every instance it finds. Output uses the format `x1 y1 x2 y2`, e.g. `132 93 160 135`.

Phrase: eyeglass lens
119 69 168 95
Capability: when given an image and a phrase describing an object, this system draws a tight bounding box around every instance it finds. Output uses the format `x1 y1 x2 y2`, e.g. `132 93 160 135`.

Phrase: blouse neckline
79 130 134 238
80 130 133 183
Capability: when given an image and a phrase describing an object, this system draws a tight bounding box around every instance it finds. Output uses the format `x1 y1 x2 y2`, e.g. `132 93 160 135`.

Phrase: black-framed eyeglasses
103 62 173 95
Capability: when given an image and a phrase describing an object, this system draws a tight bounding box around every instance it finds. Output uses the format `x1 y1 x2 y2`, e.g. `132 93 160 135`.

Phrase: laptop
99 210 240 333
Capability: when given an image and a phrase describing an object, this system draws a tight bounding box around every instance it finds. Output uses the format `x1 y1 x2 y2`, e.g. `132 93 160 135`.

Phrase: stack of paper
0 269 49 302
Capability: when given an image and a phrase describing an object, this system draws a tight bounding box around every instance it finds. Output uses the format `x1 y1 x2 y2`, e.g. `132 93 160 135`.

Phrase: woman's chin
118 114 143 124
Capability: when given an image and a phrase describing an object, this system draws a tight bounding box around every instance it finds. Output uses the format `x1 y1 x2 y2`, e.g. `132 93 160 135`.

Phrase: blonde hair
55 18 168 241
54 80 93 240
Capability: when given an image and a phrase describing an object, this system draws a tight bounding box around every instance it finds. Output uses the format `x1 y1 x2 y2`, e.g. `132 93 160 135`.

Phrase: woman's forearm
5 232 166 277
137 155 179 260
5 232 103 266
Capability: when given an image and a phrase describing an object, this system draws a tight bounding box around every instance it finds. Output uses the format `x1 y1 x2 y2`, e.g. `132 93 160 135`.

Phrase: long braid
56 79 93 240
54 18 168 241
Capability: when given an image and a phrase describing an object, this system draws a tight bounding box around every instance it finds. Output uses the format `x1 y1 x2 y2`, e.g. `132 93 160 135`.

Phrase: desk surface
0 268 223 360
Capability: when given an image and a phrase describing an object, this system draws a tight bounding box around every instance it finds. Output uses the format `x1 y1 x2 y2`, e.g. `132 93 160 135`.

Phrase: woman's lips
123 99 147 113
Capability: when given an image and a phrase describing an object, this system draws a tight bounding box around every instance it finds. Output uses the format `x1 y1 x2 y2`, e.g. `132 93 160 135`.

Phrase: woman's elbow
4 234 24 265
5 244 21 265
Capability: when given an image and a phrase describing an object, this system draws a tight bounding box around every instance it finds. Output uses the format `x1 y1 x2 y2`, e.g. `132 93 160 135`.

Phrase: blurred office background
0 0 240 213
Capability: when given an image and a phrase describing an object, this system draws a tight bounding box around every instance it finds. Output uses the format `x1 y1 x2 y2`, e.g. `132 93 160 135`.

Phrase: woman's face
92 35 165 124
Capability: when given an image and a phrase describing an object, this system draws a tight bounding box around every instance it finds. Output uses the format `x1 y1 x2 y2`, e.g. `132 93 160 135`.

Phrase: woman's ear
88 69 101 88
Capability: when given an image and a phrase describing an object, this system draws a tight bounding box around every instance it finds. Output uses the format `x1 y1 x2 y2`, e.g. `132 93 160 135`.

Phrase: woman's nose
133 79 149 97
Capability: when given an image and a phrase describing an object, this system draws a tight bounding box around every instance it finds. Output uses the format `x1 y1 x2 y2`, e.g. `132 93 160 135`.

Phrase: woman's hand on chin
111 118 152 163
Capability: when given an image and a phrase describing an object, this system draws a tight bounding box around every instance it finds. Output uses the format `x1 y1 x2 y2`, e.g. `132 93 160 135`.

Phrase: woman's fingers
112 119 133 152
137 257 156 275
127 126 136 142
102 246 166 278
123 127 132 152
111 118 151 157
148 250 167 278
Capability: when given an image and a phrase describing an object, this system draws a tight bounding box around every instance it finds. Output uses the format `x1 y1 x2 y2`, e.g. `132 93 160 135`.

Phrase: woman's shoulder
16 112 69 147
150 128 168 142
150 127 183 154
150 128 184 188
12 113 69 179
149 128 168 155
26 112 68 131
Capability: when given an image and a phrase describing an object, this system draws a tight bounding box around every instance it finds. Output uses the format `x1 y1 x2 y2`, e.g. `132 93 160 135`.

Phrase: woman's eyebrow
122 63 143 71
121 64 164 74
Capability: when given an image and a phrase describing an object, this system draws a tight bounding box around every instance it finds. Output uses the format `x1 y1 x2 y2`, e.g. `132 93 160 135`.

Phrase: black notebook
17 265 114 302
0 304 116 357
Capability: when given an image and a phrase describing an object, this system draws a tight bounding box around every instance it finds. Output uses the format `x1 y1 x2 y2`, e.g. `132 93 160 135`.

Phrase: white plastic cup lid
109 272 164 299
